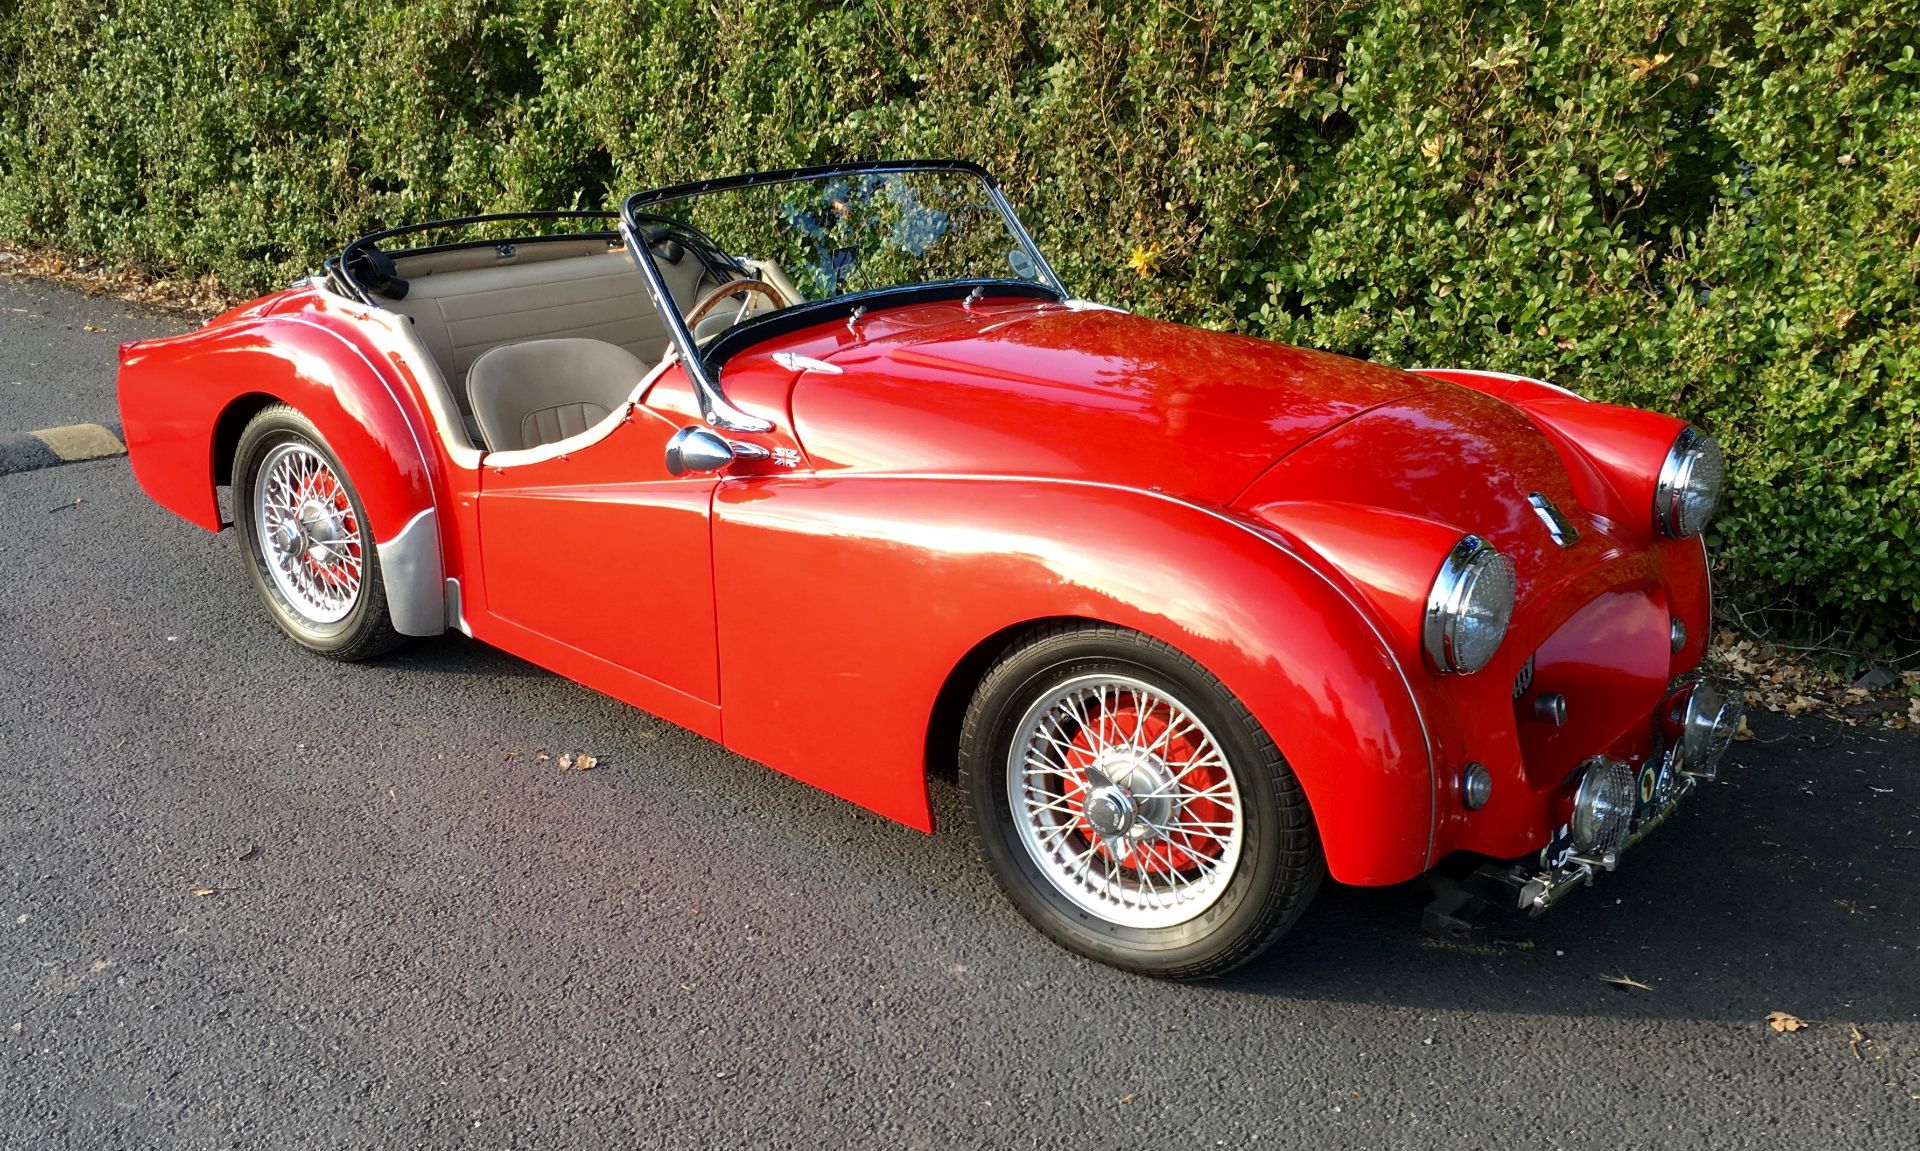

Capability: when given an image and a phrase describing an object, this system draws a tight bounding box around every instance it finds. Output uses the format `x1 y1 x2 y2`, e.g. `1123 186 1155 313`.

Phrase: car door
475 369 721 737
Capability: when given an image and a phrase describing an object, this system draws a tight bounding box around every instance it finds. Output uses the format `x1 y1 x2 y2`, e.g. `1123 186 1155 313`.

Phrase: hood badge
1528 493 1580 548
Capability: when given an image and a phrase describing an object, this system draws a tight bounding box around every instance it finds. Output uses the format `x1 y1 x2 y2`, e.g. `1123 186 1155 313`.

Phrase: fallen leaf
1766 1011 1805 1032
190 887 217 897
572 753 597 772
534 752 550 763
558 752 574 770
1732 714 1754 742
1119 1094 1136 1105
1849 1025 1866 1060
82 323 106 332
1625 52 1673 81
1601 973 1652 990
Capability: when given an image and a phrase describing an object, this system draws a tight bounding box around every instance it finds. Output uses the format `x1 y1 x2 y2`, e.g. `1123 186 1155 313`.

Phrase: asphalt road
1 274 1915 1149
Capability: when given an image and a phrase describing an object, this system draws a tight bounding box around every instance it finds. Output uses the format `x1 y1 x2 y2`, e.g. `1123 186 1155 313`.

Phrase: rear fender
713 475 1436 884
117 310 447 635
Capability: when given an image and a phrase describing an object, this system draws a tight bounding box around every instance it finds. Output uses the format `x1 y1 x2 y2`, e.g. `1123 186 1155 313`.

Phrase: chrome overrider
1519 674 1744 914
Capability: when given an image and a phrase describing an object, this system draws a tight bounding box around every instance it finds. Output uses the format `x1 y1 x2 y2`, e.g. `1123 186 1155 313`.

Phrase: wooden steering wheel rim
684 278 787 331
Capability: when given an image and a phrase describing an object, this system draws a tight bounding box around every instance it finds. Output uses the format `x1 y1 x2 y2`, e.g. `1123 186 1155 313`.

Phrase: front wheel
960 623 1323 978
231 404 404 661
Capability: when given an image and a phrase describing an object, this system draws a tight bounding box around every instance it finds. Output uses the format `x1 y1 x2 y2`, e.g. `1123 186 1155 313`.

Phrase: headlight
1423 536 1516 674
1654 428 1725 538
1570 758 1635 857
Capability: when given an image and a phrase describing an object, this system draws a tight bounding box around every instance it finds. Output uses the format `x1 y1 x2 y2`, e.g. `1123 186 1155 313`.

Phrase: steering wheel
683 278 787 332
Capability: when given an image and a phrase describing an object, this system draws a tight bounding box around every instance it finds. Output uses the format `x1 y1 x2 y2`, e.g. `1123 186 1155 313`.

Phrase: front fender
117 305 447 635
712 474 1435 883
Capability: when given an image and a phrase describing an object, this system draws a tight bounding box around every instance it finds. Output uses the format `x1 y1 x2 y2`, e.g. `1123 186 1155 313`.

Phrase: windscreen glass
633 169 1051 316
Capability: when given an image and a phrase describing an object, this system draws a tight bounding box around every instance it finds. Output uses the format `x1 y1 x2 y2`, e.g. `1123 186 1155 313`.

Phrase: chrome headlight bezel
1423 536 1517 675
1654 427 1726 539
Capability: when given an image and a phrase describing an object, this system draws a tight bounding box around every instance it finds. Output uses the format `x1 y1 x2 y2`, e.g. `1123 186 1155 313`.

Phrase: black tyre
230 404 404 661
960 623 1323 978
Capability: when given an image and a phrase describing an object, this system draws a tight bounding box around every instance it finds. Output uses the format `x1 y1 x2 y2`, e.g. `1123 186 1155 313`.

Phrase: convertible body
118 161 1738 973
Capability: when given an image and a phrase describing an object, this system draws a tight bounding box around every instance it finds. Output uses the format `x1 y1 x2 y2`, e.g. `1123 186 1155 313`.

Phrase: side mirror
665 426 737 476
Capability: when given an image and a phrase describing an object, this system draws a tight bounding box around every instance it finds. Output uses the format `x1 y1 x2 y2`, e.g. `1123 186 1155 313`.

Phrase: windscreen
634 168 1052 307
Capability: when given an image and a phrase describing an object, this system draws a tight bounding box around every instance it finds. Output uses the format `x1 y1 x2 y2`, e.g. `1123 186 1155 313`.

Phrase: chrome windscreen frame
618 159 1067 434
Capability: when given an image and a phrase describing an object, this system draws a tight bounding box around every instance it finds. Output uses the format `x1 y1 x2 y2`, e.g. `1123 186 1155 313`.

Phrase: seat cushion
466 338 650 452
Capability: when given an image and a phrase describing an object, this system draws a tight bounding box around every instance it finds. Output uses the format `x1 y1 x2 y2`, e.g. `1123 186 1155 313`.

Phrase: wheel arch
922 615 1108 787
120 308 449 636
713 475 1437 883
212 392 281 490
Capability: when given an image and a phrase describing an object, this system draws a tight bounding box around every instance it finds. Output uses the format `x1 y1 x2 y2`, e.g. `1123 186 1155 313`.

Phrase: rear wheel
231 404 403 661
960 623 1323 978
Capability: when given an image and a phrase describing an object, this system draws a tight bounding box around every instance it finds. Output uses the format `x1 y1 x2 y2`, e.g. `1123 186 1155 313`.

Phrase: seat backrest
466 338 650 452
382 249 711 427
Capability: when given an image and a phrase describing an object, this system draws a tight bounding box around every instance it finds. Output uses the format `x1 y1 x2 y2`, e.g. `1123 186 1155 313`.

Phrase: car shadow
379 632 559 679
385 631 1919 1025
1213 713 1919 1025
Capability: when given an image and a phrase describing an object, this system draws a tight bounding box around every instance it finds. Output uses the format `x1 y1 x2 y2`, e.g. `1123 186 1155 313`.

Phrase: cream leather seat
466 338 649 452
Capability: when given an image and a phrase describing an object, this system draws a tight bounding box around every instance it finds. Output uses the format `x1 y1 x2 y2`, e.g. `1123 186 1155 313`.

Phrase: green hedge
3 0 1915 646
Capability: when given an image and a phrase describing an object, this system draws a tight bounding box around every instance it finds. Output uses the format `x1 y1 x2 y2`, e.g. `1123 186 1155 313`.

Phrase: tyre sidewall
232 408 387 655
965 632 1298 973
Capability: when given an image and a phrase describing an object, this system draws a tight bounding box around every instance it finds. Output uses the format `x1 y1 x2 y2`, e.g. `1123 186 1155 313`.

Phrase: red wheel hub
1055 691 1228 874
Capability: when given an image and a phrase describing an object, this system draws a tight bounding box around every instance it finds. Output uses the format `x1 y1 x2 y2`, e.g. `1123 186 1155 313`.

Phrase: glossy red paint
118 283 1714 888
118 290 444 546
783 301 1428 502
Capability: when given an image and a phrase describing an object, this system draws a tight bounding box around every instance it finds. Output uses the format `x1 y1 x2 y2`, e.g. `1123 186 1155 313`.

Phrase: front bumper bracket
1518 775 1699 914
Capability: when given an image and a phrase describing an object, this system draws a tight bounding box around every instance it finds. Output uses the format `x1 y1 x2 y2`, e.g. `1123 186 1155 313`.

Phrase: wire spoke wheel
1007 672 1245 929
252 441 365 624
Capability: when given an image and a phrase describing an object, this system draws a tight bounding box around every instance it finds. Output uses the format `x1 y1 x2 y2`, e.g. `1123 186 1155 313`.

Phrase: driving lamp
1570 758 1635 857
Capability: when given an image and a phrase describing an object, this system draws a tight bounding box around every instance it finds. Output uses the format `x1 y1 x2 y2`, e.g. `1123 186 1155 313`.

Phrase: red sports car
117 161 1740 977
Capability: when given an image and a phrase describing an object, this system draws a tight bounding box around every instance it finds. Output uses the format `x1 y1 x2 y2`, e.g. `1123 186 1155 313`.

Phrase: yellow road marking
29 423 124 461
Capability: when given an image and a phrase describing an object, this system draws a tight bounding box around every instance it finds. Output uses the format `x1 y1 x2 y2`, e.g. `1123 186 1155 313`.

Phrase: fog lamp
1678 680 1742 780
1570 758 1635 858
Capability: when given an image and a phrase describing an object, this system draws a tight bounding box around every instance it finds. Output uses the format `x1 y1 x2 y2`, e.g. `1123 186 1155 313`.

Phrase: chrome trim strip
1407 366 1584 400
762 470 1440 865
